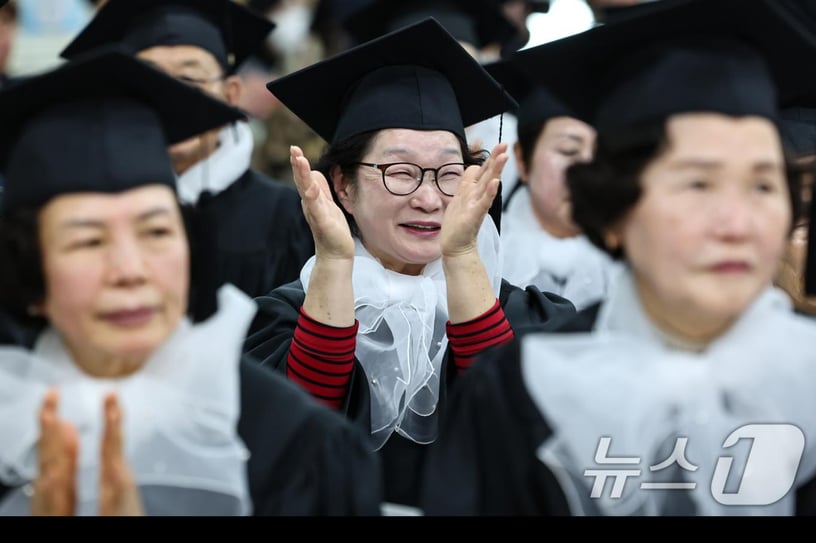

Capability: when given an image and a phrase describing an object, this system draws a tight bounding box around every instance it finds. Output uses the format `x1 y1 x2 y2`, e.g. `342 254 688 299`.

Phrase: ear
330 165 355 215
513 141 528 184
602 227 622 252
223 75 244 106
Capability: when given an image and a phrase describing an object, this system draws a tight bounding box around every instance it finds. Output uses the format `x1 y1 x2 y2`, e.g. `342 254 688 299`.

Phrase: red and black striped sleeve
446 299 514 375
287 308 357 410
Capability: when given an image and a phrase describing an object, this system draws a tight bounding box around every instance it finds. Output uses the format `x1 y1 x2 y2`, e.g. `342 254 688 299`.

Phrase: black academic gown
0 352 384 516
203 169 314 298
243 278 576 507
418 304 816 515
237 357 383 515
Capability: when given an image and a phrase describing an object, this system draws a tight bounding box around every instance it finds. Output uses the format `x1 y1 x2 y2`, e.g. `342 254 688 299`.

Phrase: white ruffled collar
522 268 816 515
501 187 618 309
300 218 503 448
176 122 254 205
0 285 256 516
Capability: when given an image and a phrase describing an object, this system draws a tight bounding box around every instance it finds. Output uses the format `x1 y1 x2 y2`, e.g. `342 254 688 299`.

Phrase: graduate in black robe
420 0 816 516
243 19 576 510
60 0 315 298
0 50 381 516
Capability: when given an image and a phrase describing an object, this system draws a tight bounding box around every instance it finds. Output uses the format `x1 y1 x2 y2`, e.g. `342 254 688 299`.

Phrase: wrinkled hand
99 393 143 516
440 142 508 257
31 389 78 516
290 145 355 260
31 390 143 516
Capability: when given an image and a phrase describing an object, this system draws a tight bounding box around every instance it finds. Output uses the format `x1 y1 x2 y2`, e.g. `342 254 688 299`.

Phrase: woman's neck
65 343 147 378
532 205 579 239
637 287 736 353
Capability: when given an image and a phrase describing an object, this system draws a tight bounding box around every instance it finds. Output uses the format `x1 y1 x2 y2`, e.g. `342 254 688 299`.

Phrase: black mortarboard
268 18 517 145
484 58 578 136
511 0 816 133
0 47 245 214
60 0 274 73
342 0 517 50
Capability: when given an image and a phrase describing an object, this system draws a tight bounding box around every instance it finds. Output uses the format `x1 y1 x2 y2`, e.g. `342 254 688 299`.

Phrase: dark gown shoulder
419 337 573 515
238 356 383 515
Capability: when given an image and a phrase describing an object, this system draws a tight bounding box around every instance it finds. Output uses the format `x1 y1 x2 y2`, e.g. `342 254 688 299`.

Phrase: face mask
266 4 313 58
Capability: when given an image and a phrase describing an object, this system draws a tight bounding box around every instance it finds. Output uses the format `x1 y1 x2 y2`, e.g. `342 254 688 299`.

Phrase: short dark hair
0 207 45 328
315 129 486 241
568 121 804 260
0 200 214 330
516 118 549 168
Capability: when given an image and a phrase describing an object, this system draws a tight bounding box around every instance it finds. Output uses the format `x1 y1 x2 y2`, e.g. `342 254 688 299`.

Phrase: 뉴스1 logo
583 423 804 506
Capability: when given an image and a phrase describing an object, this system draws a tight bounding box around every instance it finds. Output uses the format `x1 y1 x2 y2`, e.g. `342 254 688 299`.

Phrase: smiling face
333 128 463 275
518 116 596 238
38 185 189 375
611 113 792 340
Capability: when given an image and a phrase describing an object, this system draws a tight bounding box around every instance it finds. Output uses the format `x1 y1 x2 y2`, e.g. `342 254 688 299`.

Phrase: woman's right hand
290 145 355 261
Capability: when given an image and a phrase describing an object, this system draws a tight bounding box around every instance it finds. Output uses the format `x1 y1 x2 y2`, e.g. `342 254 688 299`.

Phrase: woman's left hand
440 142 508 257
99 393 144 516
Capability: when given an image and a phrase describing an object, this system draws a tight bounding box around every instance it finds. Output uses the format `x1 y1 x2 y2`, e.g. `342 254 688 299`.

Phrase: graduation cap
484 58 579 136
510 0 816 133
268 18 516 145
0 46 245 214
60 0 275 73
342 0 518 50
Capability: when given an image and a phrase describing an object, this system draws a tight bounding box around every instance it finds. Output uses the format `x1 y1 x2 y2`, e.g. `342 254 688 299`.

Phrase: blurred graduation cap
484 57 579 136
342 0 518 51
510 0 816 133
268 18 516 145
0 46 245 214
60 0 275 73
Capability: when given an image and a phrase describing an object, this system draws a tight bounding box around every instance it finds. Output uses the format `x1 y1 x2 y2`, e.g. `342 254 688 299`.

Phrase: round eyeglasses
356 161 467 197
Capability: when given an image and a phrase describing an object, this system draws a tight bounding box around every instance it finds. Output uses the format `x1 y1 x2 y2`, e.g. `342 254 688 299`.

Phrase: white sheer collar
300 218 503 448
176 122 254 205
522 267 816 515
0 285 256 516
501 187 618 309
